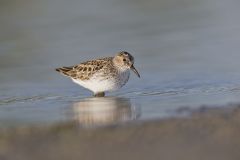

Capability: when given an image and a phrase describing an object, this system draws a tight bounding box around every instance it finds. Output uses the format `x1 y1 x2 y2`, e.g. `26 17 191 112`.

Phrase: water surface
1 0 240 127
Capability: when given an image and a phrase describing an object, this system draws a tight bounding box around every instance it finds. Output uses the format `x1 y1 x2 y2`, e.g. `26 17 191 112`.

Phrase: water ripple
0 95 62 105
135 84 240 97
138 90 186 96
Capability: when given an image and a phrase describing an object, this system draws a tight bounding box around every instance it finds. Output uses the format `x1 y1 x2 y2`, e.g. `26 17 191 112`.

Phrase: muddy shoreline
1 104 240 160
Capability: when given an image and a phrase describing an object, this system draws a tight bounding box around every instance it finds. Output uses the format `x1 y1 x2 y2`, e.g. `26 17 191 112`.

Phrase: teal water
1 0 240 127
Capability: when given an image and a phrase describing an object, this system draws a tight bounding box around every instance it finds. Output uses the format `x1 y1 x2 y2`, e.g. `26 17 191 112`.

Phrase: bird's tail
55 66 73 77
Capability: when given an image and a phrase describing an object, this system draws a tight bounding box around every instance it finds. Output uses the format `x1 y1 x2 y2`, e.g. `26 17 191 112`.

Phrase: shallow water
1 0 240 127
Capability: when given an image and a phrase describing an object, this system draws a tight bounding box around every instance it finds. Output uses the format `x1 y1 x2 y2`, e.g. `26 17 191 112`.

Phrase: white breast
72 70 130 94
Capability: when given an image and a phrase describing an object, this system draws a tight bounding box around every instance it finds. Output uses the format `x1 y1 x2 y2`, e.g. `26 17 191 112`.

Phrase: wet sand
1 104 240 160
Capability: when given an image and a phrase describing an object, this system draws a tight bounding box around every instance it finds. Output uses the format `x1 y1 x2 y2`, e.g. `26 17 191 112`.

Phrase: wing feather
55 57 113 80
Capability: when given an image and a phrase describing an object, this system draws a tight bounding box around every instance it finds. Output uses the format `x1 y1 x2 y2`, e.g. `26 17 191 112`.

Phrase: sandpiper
56 51 140 97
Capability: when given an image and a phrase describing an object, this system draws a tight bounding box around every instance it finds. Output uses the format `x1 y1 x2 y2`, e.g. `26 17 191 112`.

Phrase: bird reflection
71 97 140 127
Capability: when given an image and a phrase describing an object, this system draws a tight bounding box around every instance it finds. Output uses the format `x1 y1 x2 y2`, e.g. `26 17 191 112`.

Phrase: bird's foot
94 92 105 97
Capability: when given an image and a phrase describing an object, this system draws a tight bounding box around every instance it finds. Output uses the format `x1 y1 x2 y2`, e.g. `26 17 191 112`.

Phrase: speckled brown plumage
55 51 140 97
55 57 116 81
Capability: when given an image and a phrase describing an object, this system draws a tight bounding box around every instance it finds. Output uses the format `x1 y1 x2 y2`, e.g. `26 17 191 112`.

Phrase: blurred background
1 0 240 126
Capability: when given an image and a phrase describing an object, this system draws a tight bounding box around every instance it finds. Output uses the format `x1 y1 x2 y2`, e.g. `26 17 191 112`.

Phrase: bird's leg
94 92 105 97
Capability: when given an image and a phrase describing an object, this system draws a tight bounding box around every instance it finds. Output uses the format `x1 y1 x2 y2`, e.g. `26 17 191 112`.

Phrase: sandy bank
1 104 240 160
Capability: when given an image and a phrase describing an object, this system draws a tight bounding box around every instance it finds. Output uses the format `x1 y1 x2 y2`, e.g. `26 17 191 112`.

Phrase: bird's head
113 51 140 78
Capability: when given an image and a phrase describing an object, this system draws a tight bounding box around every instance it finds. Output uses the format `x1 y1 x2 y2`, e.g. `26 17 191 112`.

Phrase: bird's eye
123 58 126 62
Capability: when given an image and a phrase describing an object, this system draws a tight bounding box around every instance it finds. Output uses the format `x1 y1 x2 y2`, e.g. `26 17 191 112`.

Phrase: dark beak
130 65 140 78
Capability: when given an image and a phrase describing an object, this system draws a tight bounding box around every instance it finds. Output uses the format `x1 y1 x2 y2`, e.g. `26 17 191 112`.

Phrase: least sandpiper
56 51 140 97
